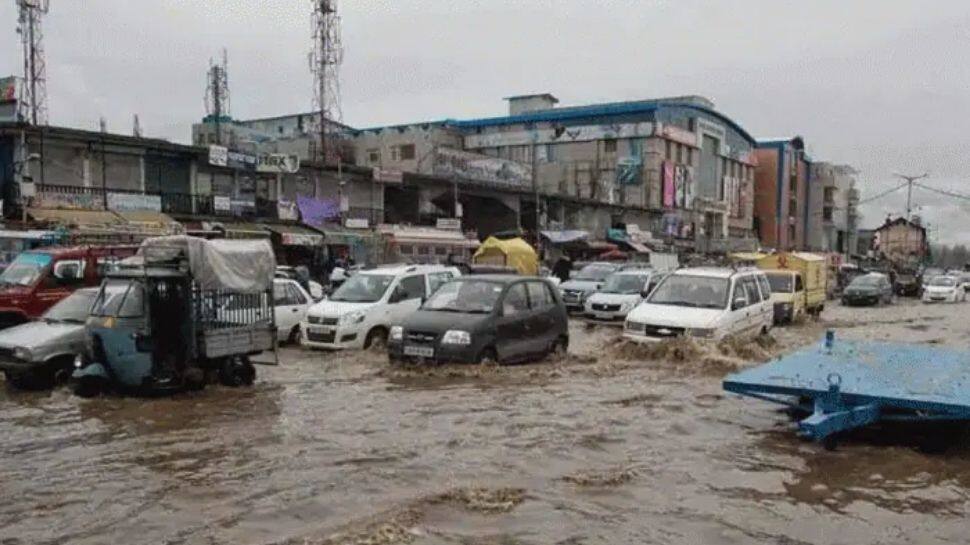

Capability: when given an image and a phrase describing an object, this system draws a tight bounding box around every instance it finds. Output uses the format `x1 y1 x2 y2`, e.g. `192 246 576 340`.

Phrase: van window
742 276 762 303
757 275 772 300
794 274 804 292
731 280 749 308
502 283 530 316
397 275 426 301
527 281 554 309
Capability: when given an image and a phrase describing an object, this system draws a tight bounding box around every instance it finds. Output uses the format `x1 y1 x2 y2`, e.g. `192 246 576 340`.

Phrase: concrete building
873 216 927 266
807 162 860 254
349 94 759 249
753 137 812 250
192 112 355 163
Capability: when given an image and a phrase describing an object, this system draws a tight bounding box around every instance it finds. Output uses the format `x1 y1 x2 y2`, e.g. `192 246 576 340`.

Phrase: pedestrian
552 255 572 283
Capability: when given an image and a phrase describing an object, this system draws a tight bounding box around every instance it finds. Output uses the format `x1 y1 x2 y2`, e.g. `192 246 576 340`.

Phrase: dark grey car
388 275 569 364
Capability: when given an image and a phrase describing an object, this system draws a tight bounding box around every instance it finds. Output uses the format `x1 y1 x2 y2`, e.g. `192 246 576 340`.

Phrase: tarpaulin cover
473 236 538 276
139 235 276 292
540 230 589 245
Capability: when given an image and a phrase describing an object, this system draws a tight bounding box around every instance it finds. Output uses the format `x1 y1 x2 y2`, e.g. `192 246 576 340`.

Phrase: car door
526 281 556 353
756 274 774 330
272 281 297 336
495 283 530 361
387 274 427 325
742 275 766 335
726 278 751 336
278 281 310 336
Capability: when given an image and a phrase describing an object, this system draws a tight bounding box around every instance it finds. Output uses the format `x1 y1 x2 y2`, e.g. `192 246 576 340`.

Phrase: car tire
476 347 498 365
549 336 568 360
364 327 388 350
287 324 301 345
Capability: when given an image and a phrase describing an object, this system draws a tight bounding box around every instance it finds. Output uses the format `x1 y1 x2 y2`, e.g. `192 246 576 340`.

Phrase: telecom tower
310 0 343 164
205 49 230 145
15 0 49 125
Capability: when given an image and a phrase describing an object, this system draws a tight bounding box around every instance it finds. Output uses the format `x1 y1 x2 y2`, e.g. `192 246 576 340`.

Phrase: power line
913 181 970 202
856 181 908 205
893 172 929 219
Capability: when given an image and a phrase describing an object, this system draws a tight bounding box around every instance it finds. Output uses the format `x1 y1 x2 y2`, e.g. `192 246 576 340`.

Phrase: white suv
624 267 773 343
302 264 461 350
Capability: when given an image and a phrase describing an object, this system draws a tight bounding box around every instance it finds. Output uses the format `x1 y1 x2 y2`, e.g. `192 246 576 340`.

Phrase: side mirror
732 297 748 311
641 289 651 299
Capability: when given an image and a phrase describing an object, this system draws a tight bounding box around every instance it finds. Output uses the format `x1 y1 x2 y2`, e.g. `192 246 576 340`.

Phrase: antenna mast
205 48 231 145
16 0 49 125
311 0 343 164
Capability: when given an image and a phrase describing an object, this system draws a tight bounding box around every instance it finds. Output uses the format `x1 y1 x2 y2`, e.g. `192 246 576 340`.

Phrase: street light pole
893 172 929 220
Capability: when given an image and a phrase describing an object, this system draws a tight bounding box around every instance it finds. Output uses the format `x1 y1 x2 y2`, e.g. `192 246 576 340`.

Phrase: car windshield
90 280 136 317
422 280 502 313
43 289 98 323
648 275 729 309
0 252 52 287
600 273 649 294
929 276 957 287
329 274 394 303
850 276 881 288
766 273 793 293
574 265 615 282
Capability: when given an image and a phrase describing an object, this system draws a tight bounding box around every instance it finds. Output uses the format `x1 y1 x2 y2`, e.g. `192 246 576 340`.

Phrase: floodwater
2 299 969 544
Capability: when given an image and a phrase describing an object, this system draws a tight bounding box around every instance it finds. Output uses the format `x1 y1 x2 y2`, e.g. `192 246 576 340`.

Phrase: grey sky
2 1 969 243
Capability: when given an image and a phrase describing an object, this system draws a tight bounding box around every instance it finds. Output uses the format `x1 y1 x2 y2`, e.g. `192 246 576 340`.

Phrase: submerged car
841 273 893 306
0 287 101 389
388 275 568 364
559 262 620 312
921 275 966 303
583 269 660 321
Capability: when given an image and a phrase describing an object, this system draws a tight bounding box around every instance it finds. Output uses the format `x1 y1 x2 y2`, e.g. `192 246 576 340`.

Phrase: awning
541 230 589 245
380 226 480 249
319 226 375 246
213 221 271 240
392 236 480 249
116 210 181 236
606 228 651 254
28 208 125 229
262 223 324 246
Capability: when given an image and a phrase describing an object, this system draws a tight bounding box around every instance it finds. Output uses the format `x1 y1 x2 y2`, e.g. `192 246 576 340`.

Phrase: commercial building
873 216 927 265
806 162 860 255
753 137 812 250
192 112 355 164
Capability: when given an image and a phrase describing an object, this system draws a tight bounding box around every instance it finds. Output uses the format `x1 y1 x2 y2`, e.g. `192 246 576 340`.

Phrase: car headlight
441 330 472 345
13 347 32 361
340 311 366 325
620 301 636 312
687 328 715 338
390 325 403 341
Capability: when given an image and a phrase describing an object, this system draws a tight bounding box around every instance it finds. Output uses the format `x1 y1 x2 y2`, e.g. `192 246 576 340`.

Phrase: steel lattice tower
205 49 231 145
311 0 343 164
16 0 49 125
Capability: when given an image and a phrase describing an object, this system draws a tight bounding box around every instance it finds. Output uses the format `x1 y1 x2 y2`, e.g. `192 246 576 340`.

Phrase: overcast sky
2 1 969 243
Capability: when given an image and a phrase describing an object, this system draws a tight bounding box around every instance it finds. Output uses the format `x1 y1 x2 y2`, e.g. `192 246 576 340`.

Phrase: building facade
873 216 927 266
807 162 859 255
753 137 811 250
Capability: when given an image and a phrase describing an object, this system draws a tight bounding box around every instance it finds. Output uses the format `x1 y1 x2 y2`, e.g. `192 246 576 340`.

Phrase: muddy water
2 300 969 544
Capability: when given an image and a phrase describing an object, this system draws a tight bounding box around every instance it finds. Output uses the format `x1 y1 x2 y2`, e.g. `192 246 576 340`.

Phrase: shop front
262 223 326 276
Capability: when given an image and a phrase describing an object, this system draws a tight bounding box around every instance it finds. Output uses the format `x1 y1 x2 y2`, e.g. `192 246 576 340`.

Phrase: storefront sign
208 145 229 167
345 218 369 229
433 147 532 189
659 123 698 146
213 195 231 212
296 195 340 226
256 154 300 174
372 167 404 184
230 198 255 216
662 162 675 208
34 190 103 211
281 232 323 246
674 165 694 209
107 192 161 212
436 218 461 230
463 122 654 149
277 199 299 221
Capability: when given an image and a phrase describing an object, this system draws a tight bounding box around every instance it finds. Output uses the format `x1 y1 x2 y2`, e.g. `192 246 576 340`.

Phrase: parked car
275 266 324 301
302 264 460 350
0 287 103 389
273 279 313 343
559 262 621 311
583 269 660 321
388 275 568 364
921 275 967 303
624 267 773 342
841 273 894 306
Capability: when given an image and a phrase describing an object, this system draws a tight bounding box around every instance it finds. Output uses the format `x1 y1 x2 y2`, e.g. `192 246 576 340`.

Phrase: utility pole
893 172 929 220
16 0 49 126
205 49 230 145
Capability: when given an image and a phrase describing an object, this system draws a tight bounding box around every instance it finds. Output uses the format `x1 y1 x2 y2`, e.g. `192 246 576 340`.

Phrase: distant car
0 287 101 389
275 267 324 300
388 275 568 364
921 275 966 303
559 262 621 312
841 273 893 306
273 279 313 343
583 269 659 321
624 267 773 342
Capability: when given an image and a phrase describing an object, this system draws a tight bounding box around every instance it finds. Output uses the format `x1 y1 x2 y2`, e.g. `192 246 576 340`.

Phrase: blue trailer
723 333 970 447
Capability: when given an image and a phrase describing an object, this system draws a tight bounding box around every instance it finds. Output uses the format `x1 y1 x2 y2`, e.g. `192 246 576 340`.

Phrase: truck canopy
138 235 276 292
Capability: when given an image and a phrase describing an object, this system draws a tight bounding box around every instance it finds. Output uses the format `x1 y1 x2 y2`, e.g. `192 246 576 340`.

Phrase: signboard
372 167 404 184
345 218 369 229
281 232 323 246
616 157 642 186
436 218 461 230
256 153 300 174
277 199 299 221
34 190 102 210
662 161 675 208
674 165 694 209
213 195 231 212
0 77 16 104
230 198 255 216
107 192 161 212
208 145 229 167
296 195 340 226
433 147 532 189
659 123 697 146
463 121 655 149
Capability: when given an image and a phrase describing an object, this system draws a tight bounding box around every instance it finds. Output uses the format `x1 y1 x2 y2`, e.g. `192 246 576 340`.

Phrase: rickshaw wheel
73 377 104 398
219 357 255 387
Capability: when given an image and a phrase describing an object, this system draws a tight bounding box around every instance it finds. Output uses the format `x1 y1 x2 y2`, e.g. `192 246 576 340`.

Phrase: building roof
503 93 559 103
877 216 927 234
756 136 805 149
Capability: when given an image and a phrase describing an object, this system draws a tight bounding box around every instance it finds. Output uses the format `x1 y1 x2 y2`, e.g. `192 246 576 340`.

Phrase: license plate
595 312 613 320
312 326 335 334
403 345 434 358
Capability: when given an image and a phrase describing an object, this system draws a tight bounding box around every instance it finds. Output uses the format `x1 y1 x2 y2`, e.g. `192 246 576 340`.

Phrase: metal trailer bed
723 333 970 445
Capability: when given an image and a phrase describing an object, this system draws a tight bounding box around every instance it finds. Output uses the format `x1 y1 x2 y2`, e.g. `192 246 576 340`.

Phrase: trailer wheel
73 376 104 398
219 357 255 387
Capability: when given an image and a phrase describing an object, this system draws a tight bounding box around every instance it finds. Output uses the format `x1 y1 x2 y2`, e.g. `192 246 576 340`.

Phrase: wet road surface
2 299 969 544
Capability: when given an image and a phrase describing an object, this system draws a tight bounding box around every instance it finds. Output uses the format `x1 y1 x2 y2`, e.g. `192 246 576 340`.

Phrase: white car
584 269 661 321
921 275 966 303
302 264 460 350
219 279 312 344
624 267 773 342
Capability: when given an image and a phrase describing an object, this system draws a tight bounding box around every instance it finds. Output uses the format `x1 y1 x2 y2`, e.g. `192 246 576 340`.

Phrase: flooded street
2 299 969 545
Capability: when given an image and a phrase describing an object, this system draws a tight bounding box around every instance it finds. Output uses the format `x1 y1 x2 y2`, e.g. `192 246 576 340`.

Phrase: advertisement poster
296 195 340 227
674 165 685 208
662 162 675 208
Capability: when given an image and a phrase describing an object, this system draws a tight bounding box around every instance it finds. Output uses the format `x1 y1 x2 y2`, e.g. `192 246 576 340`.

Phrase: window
757 275 772 300
53 259 84 281
742 276 762 303
501 283 529 316
686 147 693 165
665 140 673 160
434 246 448 256
399 144 416 160
527 281 554 309
604 139 617 153
417 245 430 256
287 283 308 305
273 283 288 305
397 275 426 301
118 283 145 318
399 245 414 255
676 143 683 163
427 271 454 294
794 275 804 292
367 149 381 164
731 281 749 307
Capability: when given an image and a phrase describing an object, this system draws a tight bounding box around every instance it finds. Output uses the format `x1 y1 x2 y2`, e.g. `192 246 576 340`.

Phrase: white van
302 264 460 350
623 267 773 342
